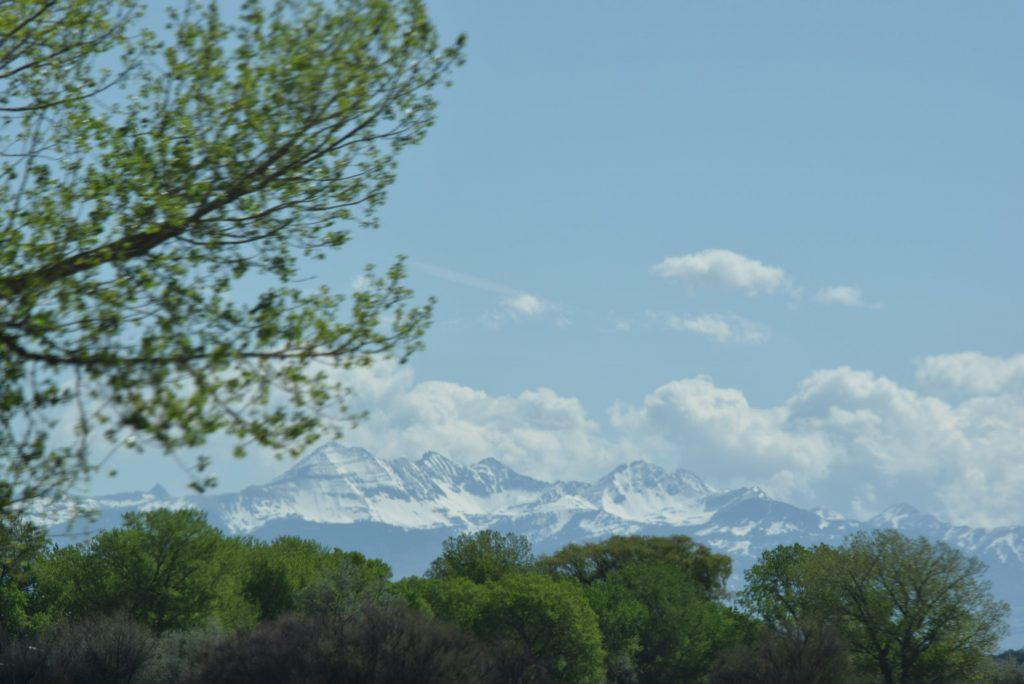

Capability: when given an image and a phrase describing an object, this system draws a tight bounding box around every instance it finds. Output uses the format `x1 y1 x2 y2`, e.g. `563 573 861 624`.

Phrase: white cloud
609 377 836 500
652 249 788 295
664 313 770 344
612 363 1024 528
916 352 1024 396
333 355 1024 527
503 293 549 317
340 361 619 482
816 285 864 307
351 356 1024 527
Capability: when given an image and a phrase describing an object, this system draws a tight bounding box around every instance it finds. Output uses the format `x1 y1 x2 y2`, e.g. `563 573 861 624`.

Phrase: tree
540 534 732 599
827 531 1009 684
0 517 52 638
294 549 394 622
710 619 855 684
473 573 605 684
236 535 338 621
189 610 542 684
399 572 604 684
0 0 464 513
427 530 535 584
738 543 819 630
541 535 741 683
741 532 1010 684
51 508 232 631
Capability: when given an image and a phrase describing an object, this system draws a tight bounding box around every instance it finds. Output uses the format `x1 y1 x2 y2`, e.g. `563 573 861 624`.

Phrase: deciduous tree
740 531 1010 684
0 0 463 513
427 530 535 584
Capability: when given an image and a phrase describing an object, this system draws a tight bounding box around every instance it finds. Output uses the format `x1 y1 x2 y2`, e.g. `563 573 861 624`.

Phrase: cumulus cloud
652 249 788 295
611 363 1024 528
816 285 864 307
340 361 618 482
916 352 1024 396
664 313 770 344
609 377 833 499
503 293 549 317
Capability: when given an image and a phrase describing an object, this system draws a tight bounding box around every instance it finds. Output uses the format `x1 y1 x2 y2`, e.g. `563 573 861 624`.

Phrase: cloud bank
339 353 1024 528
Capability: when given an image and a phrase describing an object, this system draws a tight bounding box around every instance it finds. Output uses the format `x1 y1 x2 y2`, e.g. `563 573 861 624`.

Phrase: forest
0 508 1020 683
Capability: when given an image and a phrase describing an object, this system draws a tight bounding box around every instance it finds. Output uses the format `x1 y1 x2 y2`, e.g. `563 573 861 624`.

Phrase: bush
0 613 155 684
189 607 541 684
711 620 856 684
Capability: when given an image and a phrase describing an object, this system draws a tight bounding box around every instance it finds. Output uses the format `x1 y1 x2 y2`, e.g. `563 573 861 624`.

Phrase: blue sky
89 2 1023 528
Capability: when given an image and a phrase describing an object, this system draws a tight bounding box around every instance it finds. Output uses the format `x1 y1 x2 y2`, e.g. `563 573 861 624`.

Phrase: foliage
580 578 646 683
988 650 1024 684
710 619 856 684
189 609 542 684
740 530 1010 684
472 573 605 684
830 531 1009 683
294 549 395 621
0 516 52 637
595 561 745 684
236 535 339 620
0 0 464 514
427 529 535 584
142 622 228 684
401 567 604 684
0 514 1015 683
396 574 489 626
0 613 156 684
541 534 741 682
540 534 732 598
42 508 234 631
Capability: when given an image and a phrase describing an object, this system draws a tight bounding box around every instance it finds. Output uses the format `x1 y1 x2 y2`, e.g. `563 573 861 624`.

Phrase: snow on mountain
40 442 1024 647
204 444 556 533
587 461 714 527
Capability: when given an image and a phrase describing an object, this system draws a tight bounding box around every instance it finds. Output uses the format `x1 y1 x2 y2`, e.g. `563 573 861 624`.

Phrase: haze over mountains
44 442 1024 647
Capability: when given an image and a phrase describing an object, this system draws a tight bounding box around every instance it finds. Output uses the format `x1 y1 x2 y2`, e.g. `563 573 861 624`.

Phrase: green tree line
0 509 1017 683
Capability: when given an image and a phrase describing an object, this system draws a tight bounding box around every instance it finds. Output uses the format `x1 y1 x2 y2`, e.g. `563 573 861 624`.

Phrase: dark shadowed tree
710 619 856 684
189 609 543 684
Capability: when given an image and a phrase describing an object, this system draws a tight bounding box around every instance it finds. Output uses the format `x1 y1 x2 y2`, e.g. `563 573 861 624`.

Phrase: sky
86 1 1024 529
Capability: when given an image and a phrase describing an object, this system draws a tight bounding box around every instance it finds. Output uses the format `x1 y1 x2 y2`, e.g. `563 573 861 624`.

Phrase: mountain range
41 442 1024 647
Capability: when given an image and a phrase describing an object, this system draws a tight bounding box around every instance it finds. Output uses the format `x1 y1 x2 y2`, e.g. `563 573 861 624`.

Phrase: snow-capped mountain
43 443 1024 647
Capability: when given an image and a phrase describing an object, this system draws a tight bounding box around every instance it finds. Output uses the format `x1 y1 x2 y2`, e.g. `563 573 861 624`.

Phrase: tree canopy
0 0 464 513
426 529 535 584
1 520 1014 683
739 531 1010 684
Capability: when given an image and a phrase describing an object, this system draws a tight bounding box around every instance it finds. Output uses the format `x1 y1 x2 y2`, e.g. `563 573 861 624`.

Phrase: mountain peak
600 460 667 482
870 503 946 531
147 484 171 499
273 443 384 482
416 451 463 478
